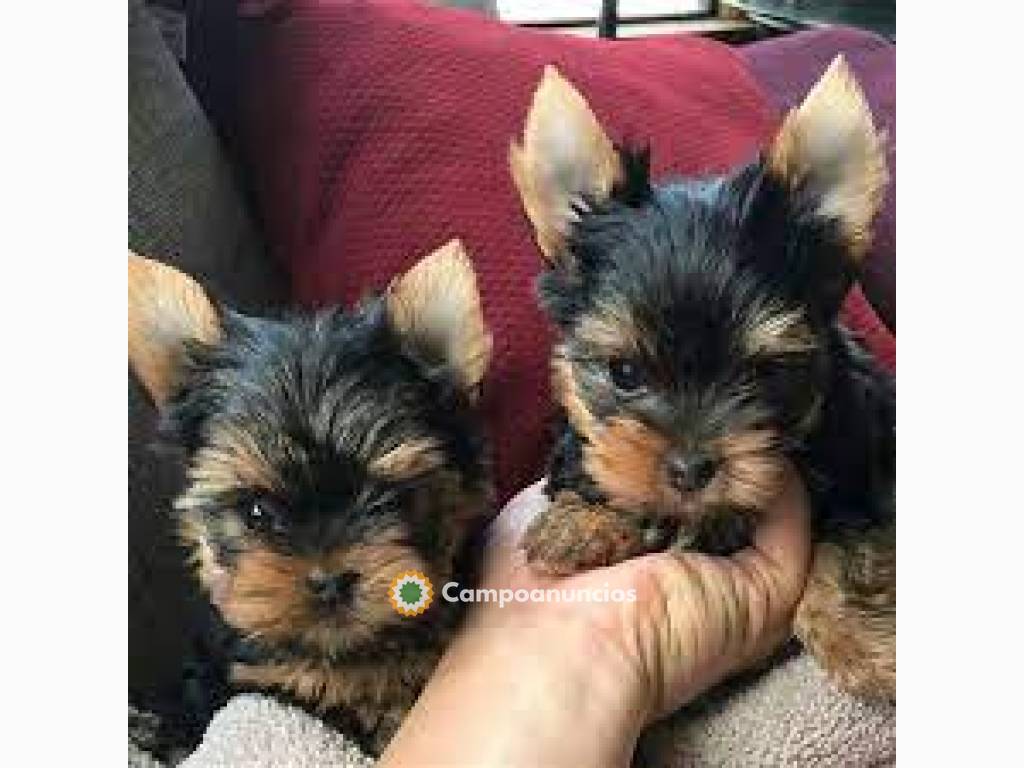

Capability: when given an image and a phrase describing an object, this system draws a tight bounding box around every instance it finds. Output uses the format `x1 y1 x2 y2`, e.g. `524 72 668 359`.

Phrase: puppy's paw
675 508 756 556
795 532 896 702
523 491 646 574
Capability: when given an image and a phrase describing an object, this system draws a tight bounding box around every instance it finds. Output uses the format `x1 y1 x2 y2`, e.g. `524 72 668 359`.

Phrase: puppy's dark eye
609 358 648 394
244 496 290 536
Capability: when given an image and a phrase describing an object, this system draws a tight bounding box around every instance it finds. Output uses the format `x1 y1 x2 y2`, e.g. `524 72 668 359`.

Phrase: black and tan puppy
128 241 492 752
509 59 895 701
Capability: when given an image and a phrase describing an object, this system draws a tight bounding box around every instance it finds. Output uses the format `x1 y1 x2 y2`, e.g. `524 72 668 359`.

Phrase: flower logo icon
389 571 434 617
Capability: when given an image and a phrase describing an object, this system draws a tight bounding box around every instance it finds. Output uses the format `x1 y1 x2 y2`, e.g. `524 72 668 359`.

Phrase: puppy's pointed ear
765 55 887 262
128 251 221 406
386 240 492 395
509 66 622 265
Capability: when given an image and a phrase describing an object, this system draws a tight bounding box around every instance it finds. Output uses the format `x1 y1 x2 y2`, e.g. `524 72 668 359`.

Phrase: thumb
637 462 812 717
732 459 813 639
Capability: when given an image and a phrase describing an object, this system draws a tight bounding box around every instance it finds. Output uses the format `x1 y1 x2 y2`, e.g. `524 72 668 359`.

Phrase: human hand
480 460 811 721
382 462 811 767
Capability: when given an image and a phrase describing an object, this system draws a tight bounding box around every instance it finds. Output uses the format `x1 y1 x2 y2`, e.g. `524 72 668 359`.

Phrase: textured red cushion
226 0 891 502
840 284 895 373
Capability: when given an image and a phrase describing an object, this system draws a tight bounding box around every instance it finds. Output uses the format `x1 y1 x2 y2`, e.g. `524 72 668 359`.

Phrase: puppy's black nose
307 570 360 605
666 453 717 493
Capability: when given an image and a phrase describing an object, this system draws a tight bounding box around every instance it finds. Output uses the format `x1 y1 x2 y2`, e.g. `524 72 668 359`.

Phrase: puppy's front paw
795 533 896 701
523 491 646 575
683 508 756 556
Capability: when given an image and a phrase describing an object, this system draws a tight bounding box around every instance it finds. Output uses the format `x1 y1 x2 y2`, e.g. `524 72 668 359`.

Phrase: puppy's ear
765 55 887 262
509 66 622 266
386 239 492 395
128 251 221 406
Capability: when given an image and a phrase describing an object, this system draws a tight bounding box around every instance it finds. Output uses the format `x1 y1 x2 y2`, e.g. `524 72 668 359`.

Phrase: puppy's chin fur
513 61 896 702
128 242 494 754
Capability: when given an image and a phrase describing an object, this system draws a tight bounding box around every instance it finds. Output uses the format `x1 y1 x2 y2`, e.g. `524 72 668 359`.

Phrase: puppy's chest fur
240 644 439 739
195 600 464 754
231 649 437 715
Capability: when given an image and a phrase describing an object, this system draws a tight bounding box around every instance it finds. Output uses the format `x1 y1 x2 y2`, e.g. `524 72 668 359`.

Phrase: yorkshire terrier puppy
128 240 493 753
509 58 895 701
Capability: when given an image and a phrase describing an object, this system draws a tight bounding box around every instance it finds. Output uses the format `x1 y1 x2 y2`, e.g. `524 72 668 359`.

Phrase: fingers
624 467 811 714
484 469 811 637
485 479 546 551
473 473 814 721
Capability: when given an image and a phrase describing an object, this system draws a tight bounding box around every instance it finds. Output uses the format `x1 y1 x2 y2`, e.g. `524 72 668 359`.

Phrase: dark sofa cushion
740 27 896 331
128 0 285 720
194 0 893 502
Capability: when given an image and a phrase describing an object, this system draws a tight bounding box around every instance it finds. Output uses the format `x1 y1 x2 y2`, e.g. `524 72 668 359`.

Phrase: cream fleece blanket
164 648 892 768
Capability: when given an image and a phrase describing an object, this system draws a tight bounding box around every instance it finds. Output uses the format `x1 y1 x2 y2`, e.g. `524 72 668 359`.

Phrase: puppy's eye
244 496 290 536
609 358 648 394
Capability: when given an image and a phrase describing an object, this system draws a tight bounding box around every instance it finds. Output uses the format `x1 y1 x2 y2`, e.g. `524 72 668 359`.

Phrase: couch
128 2 895 764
